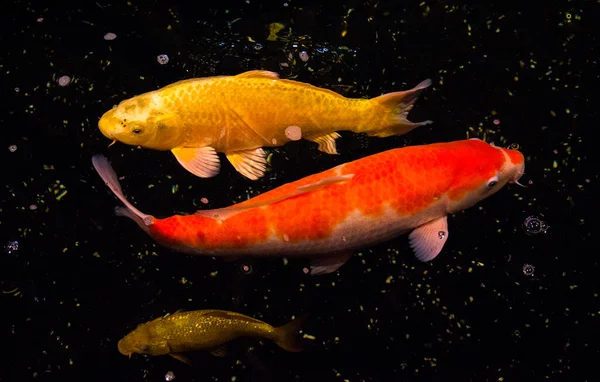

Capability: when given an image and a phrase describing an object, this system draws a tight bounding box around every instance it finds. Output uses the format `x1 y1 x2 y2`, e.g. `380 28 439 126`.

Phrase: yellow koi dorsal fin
194 173 355 221
235 70 280 79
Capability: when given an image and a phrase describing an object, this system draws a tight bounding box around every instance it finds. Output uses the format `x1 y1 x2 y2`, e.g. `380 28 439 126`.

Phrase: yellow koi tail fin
370 78 433 138
273 313 309 352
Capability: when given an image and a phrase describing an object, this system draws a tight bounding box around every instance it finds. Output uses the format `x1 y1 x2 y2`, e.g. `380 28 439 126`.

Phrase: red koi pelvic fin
370 78 433 138
91 155 154 231
194 174 355 221
309 252 353 275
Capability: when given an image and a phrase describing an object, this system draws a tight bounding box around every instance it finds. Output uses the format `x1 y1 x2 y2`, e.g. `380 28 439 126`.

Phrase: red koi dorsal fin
235 70 280 79
194 174 354 221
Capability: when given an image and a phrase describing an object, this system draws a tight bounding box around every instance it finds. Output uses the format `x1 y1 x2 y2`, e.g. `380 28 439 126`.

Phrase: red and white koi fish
92 139 525 275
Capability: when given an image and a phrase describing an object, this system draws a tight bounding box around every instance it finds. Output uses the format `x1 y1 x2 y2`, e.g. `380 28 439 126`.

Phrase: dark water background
1 0 598 381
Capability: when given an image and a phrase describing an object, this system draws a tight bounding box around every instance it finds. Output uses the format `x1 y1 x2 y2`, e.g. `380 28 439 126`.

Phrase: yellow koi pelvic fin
369 78 433 138
408 216 449 262
194 174 354 221
226 148 268 181
169 352 192 366
208 345 228 357
306 132 341 155
273 313 309 352
172 146 221 178
309 252 352 275
235 70 280 79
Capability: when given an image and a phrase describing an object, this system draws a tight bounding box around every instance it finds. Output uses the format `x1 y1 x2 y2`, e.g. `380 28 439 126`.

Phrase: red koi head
445 138 525 213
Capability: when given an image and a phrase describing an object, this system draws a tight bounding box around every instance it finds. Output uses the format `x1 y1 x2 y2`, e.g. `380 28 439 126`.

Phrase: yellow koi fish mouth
117 339 132 358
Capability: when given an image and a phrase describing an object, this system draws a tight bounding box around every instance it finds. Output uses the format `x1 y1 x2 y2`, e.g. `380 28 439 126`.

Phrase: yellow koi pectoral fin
169 352 192 366
306 132 341 155
226 148 268 181
172 147 221 178
309 252 353 275
208 344 228 357
408 216 449 262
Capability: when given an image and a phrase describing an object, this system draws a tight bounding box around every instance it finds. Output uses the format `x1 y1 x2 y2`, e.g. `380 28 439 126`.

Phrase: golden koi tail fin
273 313 309 352
369 78 433 138
91 155 154 233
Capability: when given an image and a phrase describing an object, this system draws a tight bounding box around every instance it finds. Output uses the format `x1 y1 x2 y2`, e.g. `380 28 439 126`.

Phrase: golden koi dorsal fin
193 174 355 221
235 70 280 79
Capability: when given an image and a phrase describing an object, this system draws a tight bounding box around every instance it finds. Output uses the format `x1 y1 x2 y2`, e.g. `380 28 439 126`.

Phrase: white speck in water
29 204 38 210
157 54 169 65
164 371 175 381
36 17 44 22
522 263 535 277
5 241 19 254
200 197 209 204
58 75 71 87
103 32 117 40
8 145 17 152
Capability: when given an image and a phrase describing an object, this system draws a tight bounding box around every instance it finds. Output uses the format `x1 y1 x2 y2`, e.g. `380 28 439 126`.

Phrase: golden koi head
98 94 186 151
446 139 525 212
117 321 171 358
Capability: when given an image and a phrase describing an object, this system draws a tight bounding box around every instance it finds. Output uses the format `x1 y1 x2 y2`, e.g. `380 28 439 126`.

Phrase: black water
1 1 598 381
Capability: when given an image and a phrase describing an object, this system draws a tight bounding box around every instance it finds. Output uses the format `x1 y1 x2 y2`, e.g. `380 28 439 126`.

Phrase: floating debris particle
165 371 175 381
253 43 263 51
57 76 71 87
200 197 209 204
103 32 117 40
298 51 309 62
36 17 44 22
522 263 535 277
8 145 17 152
29 204 37 210
5 241 19 254
157 54 169 65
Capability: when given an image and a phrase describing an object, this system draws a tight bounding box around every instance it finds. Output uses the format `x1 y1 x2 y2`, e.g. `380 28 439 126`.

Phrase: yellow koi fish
98 70 432 180
117 309 307 365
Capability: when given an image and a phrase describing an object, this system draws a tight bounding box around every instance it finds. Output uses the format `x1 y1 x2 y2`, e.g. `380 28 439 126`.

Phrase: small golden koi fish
98 70 432 180
117 309 307 365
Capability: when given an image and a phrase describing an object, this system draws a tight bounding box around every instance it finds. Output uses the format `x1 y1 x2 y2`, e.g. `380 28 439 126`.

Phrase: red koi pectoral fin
408 216 449 262
309 252 353 275
226 148 268 181
172 146 221 178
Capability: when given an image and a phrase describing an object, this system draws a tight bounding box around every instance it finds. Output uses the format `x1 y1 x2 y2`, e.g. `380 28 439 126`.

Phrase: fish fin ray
273 313 309 352
235 70 280 79
408 216 449 262
169 352 192 366
172 146 221 178
309 252 353 275
226 148 268 180
305 132 341 155
369 78 433 137
209 345 228 357
193 174 354 221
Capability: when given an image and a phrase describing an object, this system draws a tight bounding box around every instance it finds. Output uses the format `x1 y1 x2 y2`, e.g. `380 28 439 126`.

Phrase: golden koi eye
132 127 143 134
139 344 150 352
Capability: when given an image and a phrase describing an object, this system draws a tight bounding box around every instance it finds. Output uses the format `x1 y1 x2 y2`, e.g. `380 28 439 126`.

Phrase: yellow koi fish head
117 321 171 358
445 139 525 213
98 94 186 151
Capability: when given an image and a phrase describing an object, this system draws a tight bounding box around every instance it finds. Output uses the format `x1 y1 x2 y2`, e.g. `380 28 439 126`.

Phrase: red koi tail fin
91 155 154 232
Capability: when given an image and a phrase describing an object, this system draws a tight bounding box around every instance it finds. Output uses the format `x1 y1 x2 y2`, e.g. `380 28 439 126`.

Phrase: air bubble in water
523 215 549 236
5 241 19 254
157 54 169 65
164 371 175 381
241 264 253 274
58 75 71 87
298 51 309 62
522 263 535 277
